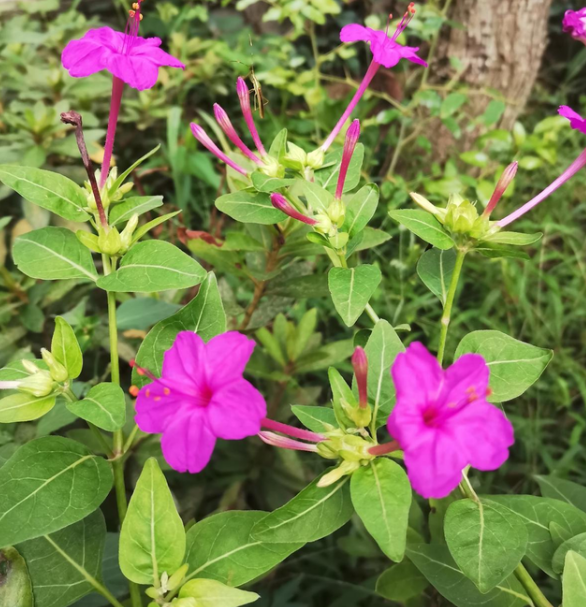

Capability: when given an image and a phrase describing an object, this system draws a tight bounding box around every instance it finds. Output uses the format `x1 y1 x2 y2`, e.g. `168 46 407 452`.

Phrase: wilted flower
335 119 361 200
387 342 514 499
270 193 317 225
483 161 518 217
191 124 248 176
134 331 266 473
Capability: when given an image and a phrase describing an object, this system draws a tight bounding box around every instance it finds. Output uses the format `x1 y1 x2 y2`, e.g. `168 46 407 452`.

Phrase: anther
163 388 170 396
129 385 140 397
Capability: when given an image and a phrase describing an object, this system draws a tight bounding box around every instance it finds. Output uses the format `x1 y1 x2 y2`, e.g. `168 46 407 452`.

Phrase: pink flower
498 107 586 227
559 105 586 134
335 119 361 200
563 8 586 43
61 25 184 91
387 343 514 499
134 331 266 473
191 123 248 176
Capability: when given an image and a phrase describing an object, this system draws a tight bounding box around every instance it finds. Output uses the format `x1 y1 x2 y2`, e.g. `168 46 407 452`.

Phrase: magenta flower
563 8 586 43
498 106 586 227
61 2 184 187
134 331 266 473
387 343 514 499
191 123 248 176
322 4 426 151
335 119 361 200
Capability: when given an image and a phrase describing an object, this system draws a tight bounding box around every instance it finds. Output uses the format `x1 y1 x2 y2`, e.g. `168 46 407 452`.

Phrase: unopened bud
76 230 101 253
259 156 283 178
483 161 518 217
444 197 479 235
317 460 360 487
18 370 55 398
41 349 69 383
98 226 122 256
313 212 334 235
328 198 345 227
283 142 307 170
120 213 139 249
352 347 368 408
335 119 360 200
410 192 447 222
307 148 325 169
145 588 160 599
22 359 40 375
168 564 189 591
317 440 340 459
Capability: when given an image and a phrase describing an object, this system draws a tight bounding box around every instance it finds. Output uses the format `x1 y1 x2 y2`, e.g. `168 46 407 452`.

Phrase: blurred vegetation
0 0 585 605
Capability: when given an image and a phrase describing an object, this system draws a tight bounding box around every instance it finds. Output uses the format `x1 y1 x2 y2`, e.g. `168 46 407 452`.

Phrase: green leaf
342 184 379 237
18 509 106 607
97 241 205 293
299 180 333 212
536 476 586 513
110 144 161 194
475 243 530 260
268 128 287 160
362 320 405 427
0 547 33 607
328 265 382 327
119 458 185 585
52 316 83 379
487 495 586 577
455 330 553 402
0 393 56 423
0 436 112 547
216 191 286 225
417 248 457 306
184 511 303 587
563 551 586 607
179 579 259 607
351 459 412 561
109 195 164 227
132 273 226 388
250 172 293 193
291 405 337 433
389 210 454 250
353 227 392 251
66 383 126 432
407 544 531 607
117 298 181 331
481 231 542 246
441 93 468 119
553 533 586 575
444 499 528 593
0 165 89 222
13 227 98 282
328 367 356 428
376 560 428 602
131 210 181 245
251 473 353 543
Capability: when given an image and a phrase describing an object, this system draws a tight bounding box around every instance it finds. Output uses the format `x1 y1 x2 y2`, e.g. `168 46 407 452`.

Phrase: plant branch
437 248 466 365
513 563 554 607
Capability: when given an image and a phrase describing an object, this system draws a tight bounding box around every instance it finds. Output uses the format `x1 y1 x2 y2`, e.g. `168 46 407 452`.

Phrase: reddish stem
369 440 401 456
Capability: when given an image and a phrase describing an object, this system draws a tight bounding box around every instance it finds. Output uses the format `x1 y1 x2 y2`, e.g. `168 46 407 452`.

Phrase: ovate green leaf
417 248 457 306
179 578 259 607
216 191 286 225
52 316 83 379
66 383 126 432
389 210 454 250
328 265 381 327
563 551 586 607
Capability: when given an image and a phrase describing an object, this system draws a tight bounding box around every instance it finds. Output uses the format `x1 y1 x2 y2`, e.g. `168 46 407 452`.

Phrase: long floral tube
237 77 267 156
213 103 263 165
498 148 586 226
261 417 324 442
190 123 248 176
335 119 361 199
258 431 320 452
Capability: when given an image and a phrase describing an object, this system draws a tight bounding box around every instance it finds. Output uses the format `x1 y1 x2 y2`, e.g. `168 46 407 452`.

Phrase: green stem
103 256 143 607
437 249 466 365
513 563 554 607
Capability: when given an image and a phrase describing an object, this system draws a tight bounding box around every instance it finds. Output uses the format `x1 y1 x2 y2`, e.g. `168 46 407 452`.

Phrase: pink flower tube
213 103 263 165
335 120 361 199
270 193 317 225
237 77 267 156
191 123 249 176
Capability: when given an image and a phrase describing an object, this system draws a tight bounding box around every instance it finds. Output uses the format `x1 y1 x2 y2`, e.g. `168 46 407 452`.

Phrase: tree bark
431 0 553 154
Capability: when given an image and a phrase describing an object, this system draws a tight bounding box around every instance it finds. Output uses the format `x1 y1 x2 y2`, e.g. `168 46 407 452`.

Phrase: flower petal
440 353 489 412
105 53 160 90
450 402 514 471
207 379 266 440
162 331 206 391
134 380 191 433
391 342 443 408
131 44 185 69
61 38 110 77
403 430 467 499
204 332 256 390
399 46 428 67
161 409 216 473
340 24 375 44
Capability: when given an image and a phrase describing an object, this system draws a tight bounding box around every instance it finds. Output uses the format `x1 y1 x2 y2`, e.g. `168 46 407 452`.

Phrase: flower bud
352 347 368 409
120 213 139 250
18 370 55 398
145 588 160 599
444 195 479 235
335 119 360 200
313 212 334 236
167 564 189 592
283 142 307 170
41 348 69 383
317 440 340 459
76 230 101 253
307 148 325 170
483 161 518 217
327 198 345 227
410 192 447 222
317 460 360 487
98 226 122 257
259 156 284 178
22 359 40 375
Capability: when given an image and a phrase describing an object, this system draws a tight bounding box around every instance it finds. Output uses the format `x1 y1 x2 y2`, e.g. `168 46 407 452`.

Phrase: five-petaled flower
563 8 586 44
134 331 266 473
387 342 514 499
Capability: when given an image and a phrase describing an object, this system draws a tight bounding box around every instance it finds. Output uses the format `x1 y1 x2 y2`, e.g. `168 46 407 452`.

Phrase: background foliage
0 0 585 605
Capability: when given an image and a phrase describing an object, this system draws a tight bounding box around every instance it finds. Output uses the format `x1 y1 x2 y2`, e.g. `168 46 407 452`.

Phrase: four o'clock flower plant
0 4 578 607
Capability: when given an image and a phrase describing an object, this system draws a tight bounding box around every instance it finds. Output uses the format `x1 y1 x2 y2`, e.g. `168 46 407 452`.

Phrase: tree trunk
431 0 553 155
